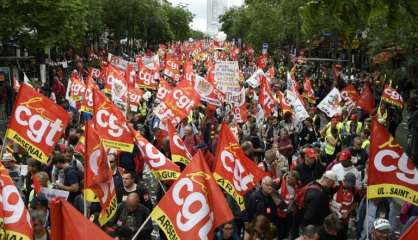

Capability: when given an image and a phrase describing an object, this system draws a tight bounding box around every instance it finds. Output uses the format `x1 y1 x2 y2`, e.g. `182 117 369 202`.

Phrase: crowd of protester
0 40 417 240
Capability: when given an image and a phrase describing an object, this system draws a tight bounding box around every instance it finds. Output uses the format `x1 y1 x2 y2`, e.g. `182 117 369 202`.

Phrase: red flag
32 175 42 193
85 122 117 225
128 87 144 112
92 88 134 152
156 78 173 102
332 64 342 81
213 123 269 210
258 76 277 117
367 118 418 205
381 84 404 109
164 54 181 81
153 80 200 126
0 163 32 239
69 74 86 103
167 121 192 165
103 65 124 95
6 84 70 163
80 76 97 113
132 128 180 181
341 83 360 111
303 76 316 103
125 63 136 89
184 60 195 84
357 83 375 114
150 151 233 240
400 218 418 240
277 90 292 114
89 67 101 79
137 66 158 90
256 55 267 69
232 88 248 123
50 199 112 240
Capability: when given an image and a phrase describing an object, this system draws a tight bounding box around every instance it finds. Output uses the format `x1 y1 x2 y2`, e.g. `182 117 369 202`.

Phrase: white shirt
331 163 362 187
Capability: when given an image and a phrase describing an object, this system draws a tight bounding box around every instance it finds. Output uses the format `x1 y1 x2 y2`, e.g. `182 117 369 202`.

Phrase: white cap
2 153 15 162
323 170 337 182
374 218 391 231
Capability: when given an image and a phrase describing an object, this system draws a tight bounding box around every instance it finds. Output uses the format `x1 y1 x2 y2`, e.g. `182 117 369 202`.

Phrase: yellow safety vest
325 132 337 155
377 107 388 125
362 139 370 150
344 121 363 136
325 122 343 136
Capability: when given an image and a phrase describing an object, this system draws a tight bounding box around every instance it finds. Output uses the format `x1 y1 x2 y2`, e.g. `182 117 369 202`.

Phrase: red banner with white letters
131 127 180 181
341 83 360 112
367 118 418 205
167 121 192 165
213 123 268 210
150 150 233 240
6 84 70 163
153 80 200 126
164 54 181 81
258 76 277 117
156 79 173 102
137 66 158 90
85 122 117 225
92 88 134 152
0 163 32 239
128 87 144 112
381 84 404 109
69 75 86 102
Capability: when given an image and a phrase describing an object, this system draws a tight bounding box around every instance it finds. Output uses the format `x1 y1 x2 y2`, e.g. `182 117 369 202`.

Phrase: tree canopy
0 0 196 50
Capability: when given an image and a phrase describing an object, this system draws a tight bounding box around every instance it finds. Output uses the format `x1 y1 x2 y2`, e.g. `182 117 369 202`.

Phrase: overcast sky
167 0 244 33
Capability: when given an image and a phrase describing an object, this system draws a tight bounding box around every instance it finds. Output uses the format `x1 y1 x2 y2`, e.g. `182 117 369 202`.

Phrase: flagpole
131 214 152 240
365 185 369 240
0 130 9 158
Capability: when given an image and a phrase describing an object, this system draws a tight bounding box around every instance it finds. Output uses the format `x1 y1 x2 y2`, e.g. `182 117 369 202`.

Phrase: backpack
293 182 322 212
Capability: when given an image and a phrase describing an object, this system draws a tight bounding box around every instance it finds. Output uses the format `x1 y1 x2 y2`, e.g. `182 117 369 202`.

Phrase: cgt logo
136 138 167 168
172 89 195 112
15 99 64 146
384 87 403 102
96 104 126 138
139 68 154 85
172 173 214 240
172 135 192 159
374 137 418 185
220 149 254 193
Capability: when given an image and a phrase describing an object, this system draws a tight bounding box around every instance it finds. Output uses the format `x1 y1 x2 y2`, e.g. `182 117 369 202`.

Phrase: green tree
164 4 194 41
0 0 88 50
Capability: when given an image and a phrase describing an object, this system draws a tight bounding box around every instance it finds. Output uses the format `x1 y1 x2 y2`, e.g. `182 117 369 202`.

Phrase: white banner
215 61 240 102
246 69 264 88
194 75 224 106
286 90 309 128
111 77 128 113
108 53 137 71
317 88 342 117
41 187 69 201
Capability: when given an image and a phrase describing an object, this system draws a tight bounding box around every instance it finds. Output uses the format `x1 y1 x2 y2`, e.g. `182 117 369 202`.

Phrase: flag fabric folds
0 163 32 240
150 151 233 240
367 118 418 205
213 123 268 210
84 122 118 225
50 199 113 240
6 84 70 164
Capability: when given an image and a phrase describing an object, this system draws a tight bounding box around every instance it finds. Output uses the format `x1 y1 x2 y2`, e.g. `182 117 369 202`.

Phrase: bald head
261 176 273 195
126 192 140 211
